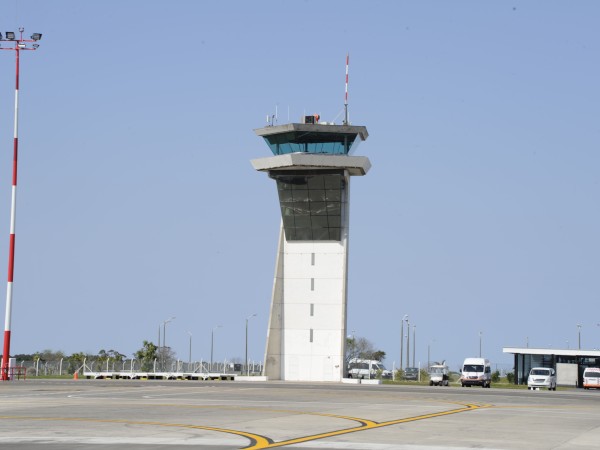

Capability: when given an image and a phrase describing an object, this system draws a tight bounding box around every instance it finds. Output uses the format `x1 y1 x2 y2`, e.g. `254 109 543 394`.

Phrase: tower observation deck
252 119 370 382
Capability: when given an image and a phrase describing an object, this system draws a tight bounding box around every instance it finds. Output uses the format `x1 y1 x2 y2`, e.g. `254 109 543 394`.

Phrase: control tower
252 117 370 381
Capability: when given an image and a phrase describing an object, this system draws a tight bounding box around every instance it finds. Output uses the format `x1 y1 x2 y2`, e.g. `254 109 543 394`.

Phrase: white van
347 359 392 379
527 367 556 390
461 357 491 388
583 367 600 389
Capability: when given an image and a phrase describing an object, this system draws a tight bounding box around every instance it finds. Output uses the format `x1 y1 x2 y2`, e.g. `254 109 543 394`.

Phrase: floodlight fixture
32 44 39 49
17 43 25 49
0 33 3 39
5 32 15 40
31 33 42 41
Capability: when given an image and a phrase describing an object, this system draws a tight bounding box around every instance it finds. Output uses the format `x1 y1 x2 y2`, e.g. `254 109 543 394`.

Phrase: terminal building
503 347 600 387
252 119 370 381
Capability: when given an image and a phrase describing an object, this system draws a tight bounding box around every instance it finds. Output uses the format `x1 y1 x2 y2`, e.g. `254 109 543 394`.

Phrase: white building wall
281 240 347 381
263 175 351 382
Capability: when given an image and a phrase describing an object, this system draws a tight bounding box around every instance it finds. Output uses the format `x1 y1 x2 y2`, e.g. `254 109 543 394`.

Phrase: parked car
404 367 419 381
583 367 600 389
527 367 556 390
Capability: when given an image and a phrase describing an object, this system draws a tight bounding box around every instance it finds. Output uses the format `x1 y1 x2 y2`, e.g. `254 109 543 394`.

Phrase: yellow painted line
151 404 379 427
0 401 493 450
0 415 272 448
248 402 488 449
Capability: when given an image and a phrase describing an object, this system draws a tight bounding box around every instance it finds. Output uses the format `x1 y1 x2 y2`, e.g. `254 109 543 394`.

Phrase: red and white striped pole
0 28 41 380
1 39 21 381
343 53 349 125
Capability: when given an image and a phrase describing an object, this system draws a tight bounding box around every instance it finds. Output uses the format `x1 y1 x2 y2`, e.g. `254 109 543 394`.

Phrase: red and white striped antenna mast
343 53 349 125
0 27 42 381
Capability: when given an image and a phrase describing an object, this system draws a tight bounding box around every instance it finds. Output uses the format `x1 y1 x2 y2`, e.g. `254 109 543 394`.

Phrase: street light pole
406 319 410 369
211 325 222 371
479 331 482 357
412 325 416 367
246 313 256 376
577 324 582 350
162 317 175 371
186 331 192 367
400 314 407 371
0 28 42 381
427 343 430 371
427 339 434 371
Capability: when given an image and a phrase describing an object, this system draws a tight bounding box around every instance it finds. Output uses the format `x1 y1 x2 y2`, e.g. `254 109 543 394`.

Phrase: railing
14 358 264 377
3 366 27 380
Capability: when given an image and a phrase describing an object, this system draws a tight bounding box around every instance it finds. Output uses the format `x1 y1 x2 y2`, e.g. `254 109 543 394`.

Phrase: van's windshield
349 363 369 370
530 369 550 376
463 365 483 372
584 371 600 378
430 367 445 374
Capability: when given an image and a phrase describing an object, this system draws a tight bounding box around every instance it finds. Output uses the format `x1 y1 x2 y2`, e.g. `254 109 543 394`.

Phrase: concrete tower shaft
252 123 370 381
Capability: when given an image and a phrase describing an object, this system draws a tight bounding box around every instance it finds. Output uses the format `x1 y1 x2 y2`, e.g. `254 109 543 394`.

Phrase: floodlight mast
0 28 42 381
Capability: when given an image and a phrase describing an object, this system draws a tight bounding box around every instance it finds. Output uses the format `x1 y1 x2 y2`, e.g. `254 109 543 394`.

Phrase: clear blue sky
0 1 598 371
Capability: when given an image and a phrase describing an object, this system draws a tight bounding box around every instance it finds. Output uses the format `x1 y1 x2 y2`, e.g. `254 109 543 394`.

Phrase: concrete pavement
0 380 598 449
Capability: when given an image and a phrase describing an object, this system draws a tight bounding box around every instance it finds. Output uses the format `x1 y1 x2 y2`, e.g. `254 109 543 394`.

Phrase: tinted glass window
272 171 346 241
263 132 360 155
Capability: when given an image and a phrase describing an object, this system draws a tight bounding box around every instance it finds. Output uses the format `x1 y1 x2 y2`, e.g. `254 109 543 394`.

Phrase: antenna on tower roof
343 53 349 125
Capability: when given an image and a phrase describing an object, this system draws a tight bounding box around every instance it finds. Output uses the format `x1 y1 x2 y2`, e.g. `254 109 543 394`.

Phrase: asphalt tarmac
0 379 599 449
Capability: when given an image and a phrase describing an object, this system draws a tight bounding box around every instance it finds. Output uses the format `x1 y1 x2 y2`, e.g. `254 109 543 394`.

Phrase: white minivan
347 359 392 379
583 367 600 389
461 357 491 388
527 367 556 390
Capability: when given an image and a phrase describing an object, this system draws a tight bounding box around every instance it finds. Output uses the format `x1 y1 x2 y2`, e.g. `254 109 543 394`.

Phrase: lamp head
31 33 42 41
5 32 15 40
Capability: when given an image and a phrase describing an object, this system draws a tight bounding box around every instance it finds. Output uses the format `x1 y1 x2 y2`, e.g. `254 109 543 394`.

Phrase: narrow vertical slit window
311 278 314 291
310 303 314 316
310 328 314 343
311 253 315 265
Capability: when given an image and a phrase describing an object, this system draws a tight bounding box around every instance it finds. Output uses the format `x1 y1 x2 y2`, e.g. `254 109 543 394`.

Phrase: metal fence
16 358 264 377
